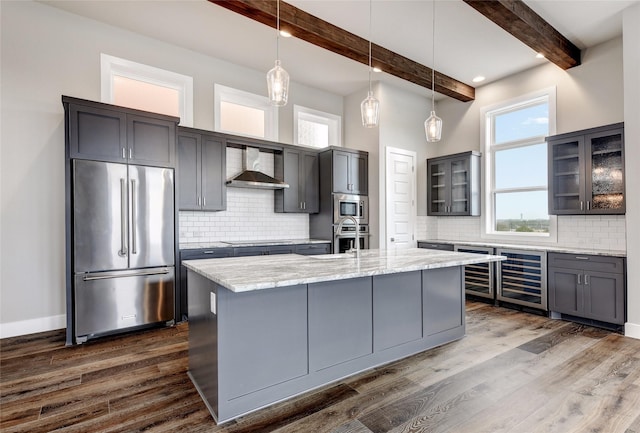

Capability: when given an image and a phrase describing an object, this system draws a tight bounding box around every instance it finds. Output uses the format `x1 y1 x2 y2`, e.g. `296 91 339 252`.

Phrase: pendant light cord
431 0 436 112
368 0 373 93
276 0 280 60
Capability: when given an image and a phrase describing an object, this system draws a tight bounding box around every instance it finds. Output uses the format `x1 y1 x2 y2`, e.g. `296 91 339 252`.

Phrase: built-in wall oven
334 224 369 253
334 194 368 225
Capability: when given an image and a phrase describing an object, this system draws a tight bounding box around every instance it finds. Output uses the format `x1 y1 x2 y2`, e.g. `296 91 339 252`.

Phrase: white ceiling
41 0 638 100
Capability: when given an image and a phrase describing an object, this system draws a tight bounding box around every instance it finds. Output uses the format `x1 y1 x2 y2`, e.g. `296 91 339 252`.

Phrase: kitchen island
184 248 504 423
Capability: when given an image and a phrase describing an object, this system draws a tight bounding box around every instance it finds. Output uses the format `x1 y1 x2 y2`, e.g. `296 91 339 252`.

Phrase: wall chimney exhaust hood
226 147 289 190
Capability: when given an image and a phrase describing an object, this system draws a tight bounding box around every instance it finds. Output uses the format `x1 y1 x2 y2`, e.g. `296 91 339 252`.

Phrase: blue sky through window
493 100 549 222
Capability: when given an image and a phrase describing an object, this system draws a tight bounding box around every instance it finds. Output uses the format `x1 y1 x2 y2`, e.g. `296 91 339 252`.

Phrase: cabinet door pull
131 179 137 255
578 274 582 284
129 148 133 159
203 197 206 207
197 196 201 206
580 201 584 211
575 256 590 260
122 148 126 159
585 274 590 285
587 201 591 210
118 178 128 257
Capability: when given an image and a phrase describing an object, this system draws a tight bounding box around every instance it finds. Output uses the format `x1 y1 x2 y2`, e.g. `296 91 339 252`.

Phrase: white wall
623 3 640 338
344 82 431 249
0 1 342 336
344 83 381 247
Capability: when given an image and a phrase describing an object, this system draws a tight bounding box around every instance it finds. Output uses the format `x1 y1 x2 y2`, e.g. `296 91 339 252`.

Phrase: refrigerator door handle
83 268 171 281
131 179 137 255
119 178 128 257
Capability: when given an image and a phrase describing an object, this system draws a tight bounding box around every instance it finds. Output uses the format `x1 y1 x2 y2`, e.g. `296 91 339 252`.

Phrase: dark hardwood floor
2 301 640 433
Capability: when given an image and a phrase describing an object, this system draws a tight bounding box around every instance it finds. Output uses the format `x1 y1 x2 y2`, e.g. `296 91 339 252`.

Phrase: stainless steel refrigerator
72 159 175 344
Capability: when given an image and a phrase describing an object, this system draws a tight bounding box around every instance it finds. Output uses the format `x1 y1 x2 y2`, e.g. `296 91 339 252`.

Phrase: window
214 84 278 141
294 105 341 148
101 54 193 126
481 88 557 240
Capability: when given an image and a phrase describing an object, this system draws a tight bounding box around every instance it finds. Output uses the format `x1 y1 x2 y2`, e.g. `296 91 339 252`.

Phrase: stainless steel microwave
333 194 368 225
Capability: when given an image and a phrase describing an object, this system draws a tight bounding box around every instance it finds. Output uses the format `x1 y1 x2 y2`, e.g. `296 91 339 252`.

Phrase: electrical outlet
210 292 216 315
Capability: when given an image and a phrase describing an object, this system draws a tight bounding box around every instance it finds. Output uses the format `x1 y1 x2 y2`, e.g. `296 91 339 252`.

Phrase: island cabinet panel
187 271 219 416
373 272 423 351
217 284 308 400
309 277 373 371
423 267 464 336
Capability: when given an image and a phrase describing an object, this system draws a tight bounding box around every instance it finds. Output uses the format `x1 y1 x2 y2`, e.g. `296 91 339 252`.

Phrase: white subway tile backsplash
419 214 626 252
178 148 309 244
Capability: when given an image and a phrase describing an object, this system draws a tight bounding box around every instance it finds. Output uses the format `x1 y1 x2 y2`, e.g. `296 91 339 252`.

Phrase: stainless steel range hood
226 147 289 189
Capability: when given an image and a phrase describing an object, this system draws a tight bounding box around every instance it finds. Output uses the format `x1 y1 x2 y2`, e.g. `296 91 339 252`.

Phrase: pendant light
266 0 289 106
361 0 379 127
425 0 442 142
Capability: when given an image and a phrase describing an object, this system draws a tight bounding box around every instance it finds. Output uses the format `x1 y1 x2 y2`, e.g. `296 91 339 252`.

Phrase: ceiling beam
209 0 475 102
464 0 581 70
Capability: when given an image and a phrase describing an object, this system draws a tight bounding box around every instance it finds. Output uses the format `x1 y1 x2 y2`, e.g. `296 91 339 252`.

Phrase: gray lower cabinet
177 127 226 211
295 243 331 255
179 248 233 321
179 243 330 320
548 252 625 325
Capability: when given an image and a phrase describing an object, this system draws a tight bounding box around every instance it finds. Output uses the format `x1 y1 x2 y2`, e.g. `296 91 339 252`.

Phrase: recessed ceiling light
536 52 545 59
472 76 485 83
280 30 292 38
372 67 382 73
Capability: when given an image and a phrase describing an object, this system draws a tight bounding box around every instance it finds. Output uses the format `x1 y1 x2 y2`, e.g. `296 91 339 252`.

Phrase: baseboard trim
625 322 640 340
0 314 66 339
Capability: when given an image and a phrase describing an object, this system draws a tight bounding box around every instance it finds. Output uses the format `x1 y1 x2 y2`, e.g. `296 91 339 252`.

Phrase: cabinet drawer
547 252 625 274
181 248 233 260
417 242 454 251
296 243 331 255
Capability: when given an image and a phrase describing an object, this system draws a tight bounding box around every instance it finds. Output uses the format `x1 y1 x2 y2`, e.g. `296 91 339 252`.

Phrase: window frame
480 87 558 243
214 84 278 141
100 54 193 126
293 105 342 148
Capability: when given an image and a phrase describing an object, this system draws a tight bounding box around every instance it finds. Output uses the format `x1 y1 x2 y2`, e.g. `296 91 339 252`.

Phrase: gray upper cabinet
177 127 226 211
275 148 319 213
427 151 481 216
330 149 368 195
548 123 625 215
64 96 177 168
548 252 625 325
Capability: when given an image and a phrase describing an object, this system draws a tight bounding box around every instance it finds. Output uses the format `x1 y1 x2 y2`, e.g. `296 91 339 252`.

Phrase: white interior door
386 147 417 250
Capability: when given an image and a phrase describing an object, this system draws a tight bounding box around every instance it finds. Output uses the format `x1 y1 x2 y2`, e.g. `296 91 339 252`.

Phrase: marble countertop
183 248 505 293
417 239 626 258
179 239 331 250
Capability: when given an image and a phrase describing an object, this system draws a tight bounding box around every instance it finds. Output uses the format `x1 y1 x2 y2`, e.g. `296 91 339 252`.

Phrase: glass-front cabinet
548 123 624 215
427 151 481 216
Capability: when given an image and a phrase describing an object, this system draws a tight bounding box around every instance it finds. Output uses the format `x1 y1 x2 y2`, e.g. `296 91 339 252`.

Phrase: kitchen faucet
336 215 360 258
